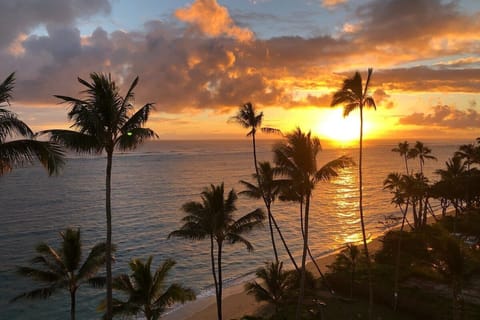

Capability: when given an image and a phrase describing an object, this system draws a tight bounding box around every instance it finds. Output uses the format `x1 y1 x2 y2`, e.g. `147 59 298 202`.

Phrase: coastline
163 236 386 320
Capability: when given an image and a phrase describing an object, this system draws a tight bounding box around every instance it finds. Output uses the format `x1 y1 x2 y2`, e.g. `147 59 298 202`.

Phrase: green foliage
11 228 108 319
101 256 195 320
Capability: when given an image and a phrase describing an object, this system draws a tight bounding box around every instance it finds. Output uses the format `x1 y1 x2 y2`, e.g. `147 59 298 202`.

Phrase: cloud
174 0 254 42
353 0 480 60
398 105 480 129
0 0 110 50
322 0 348 9
373 89 394 109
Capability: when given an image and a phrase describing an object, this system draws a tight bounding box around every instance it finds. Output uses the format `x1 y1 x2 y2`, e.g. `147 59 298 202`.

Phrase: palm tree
41 73 157 319
229 102 281 263
239 161 299 270
168 183 264 320
103 256 195 320
11 228 108 320
331 68 376 319
273 128 353 319
409 141 437 174
0 72 64 176
455 141 480 170
392 141 410 174
245 261 292 314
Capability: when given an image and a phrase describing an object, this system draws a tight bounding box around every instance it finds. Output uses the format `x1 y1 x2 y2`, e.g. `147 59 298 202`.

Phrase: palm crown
0 72 64 176
106 256 195 320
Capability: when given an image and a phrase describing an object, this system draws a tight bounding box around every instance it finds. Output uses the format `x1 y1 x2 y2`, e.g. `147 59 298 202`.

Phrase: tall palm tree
103 256 195 320
239 161 299 270
0 72 64 176
229 102 281 262
11 228 108 320
331 68 376 319
273 128 353 319
168 183 264 320
392 141 410 174
409 141 437 174
41 73 157 319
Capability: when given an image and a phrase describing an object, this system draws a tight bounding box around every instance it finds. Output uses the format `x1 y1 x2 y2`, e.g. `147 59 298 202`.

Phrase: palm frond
78 242 107 280
116 127 157 151
0 72 15 105
41 129 101 154
0 112 33 140
10 286 57 302
315 155 355 182
88 276 107 288
225 233 254 252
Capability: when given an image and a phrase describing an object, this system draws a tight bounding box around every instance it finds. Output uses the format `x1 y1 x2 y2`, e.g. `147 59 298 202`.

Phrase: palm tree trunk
105 151 113 320
270 210 298 270
210 235 220 319
217 241 223 320
359 107 373 320
393 202 409 311
70 289 76 320
404 155 409 175
268 212 279 263
298 202 333 293
252 133 278 263
295 193 310 320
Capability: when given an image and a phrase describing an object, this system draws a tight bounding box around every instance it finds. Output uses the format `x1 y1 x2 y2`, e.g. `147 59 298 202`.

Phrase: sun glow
315 108 365 145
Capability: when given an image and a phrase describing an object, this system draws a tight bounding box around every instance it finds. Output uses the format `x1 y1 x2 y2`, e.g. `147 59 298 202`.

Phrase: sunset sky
1 0 479 143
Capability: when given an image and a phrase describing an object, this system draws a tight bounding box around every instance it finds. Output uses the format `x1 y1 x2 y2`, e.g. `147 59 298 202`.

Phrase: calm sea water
0 139 466 319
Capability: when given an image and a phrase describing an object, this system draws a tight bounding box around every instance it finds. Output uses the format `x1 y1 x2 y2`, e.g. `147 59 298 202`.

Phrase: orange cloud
174 0 254 42
399 105 480 129
322 0 348 8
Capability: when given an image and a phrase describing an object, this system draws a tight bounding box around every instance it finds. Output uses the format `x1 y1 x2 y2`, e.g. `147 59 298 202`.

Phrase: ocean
0 139 466 319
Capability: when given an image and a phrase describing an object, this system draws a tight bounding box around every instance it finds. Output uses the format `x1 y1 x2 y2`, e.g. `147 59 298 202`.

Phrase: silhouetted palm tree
11 228 108 320
229 102 281 262
169 183 264 320
103 256 195 320
240 161 298 270
331 68 376 319
454 141 480 170
409 141 437 174
245 261 292 314
273 128 353 319
41 73 157 319
0 72 64 176
392 141 411 174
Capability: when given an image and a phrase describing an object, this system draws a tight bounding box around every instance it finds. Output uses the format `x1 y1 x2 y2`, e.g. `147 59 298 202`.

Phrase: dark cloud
0 0 110 50
399 105 480 129
373 67 480 93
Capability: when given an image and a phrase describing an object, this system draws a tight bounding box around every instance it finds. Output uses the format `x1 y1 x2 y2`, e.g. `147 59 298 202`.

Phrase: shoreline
163 235 386 320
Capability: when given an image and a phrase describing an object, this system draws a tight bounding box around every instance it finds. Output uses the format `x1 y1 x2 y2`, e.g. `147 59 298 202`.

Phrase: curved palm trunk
70 289 76 320
217 240 223 320
252 133 279 263
269 209 299 271
210 235 220 319
298 201 333 293
105 151 113 320
295 193 310 320
359 107 373 320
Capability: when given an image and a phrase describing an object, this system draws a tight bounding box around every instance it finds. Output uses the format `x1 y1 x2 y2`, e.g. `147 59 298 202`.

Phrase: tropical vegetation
169 183 265 320
41 73 157 319
331 68 377 319
101 256 195 320
11 228 108 320
0 72 64 176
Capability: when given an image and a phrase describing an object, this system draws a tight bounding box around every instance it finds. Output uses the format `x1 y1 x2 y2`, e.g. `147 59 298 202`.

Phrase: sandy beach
163 237 385 320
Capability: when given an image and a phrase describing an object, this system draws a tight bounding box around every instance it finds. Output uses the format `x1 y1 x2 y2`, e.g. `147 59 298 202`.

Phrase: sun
315 108 371 145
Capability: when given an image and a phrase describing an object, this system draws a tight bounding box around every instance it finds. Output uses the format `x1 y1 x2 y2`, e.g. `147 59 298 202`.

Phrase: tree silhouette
273 128 352 319
11 228 108 320
169 183 264 320
102 256 195 320
229 102 282 263
0 72 64 176
331 68 376 319
41 73 157 319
